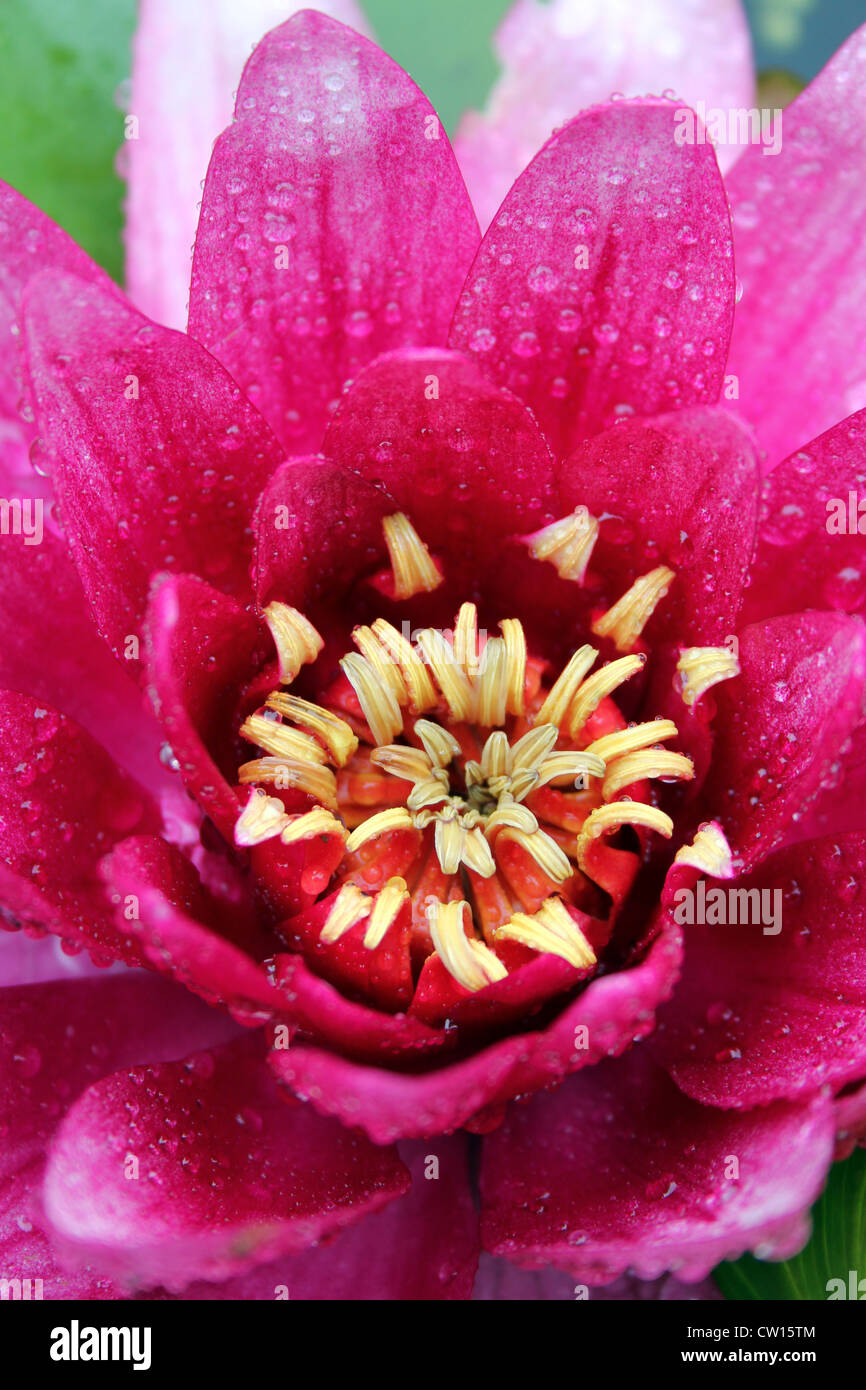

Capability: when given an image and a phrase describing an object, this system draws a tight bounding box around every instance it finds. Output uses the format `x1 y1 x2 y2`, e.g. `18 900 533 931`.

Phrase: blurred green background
0 0 862 282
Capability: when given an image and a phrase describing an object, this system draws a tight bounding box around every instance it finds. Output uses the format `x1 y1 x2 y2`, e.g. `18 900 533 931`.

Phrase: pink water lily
2 7 866 1302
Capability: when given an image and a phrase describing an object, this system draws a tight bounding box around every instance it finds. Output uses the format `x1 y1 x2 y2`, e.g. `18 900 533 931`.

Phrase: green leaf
715 1147 866 1300
0 0 136 282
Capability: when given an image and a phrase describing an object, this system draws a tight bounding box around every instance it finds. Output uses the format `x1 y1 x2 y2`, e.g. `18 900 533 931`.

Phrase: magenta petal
455 0 754 230
481 1049 834 1283
268 914 681 1142
144 573 263 842
254 455 394 609
700 612 866 867
43 1034 408 1291
146 1137 478 1301
0 972 237 1298
725 26 866 468
449 99 734 457
126 0 370 330
558 408 759 643
188 10 480 453
323 348 557 579
22 271 283 657
0 691 158 963
744 408 866 625
100 835 279 1023
651 832 866 1107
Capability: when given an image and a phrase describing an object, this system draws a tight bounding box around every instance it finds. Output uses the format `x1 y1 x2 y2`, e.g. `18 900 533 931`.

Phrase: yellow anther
434 815 465 875
677 646 740 707
427 899 507 992
414 719 461 768
535 750 606 789
496 896 597 970
382 512 442 600
345 807 415 852
484 801 539 836
340 652 403 747
353 625 408 707
602 750 694 801
592 566 674 653
407 777 451 812
480 730 509 780
281 807 347 845
371 620 438 713
500 618 527 716
526 506 599 583
673 822 734 879
371 744 438 784
415 628 475 722
510 723 559 773
454 602 480 677
534 645 597 728
320 884 371 943
240 713 329 765
234 789 289 847
577 799 673 870
265 692 358 766
363 876 410 949
462 826 497 878
263 602 323 684
237 757 339 810
586 719 679 762
497 826 572 882
567 653 646 737
476 637 509 728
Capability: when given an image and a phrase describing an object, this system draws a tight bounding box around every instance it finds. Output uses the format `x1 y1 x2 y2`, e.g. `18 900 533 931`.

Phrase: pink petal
145 1138 478 1301
44 1034 408 1291
144 573 264 842
481 1048 834 1283
268 913 681 1142
0 972 237 1298
21 271 283 659
698 612 866 867
126 0 370 330
725 25 866 468
322 348 557 587
0 691 158 965
455 0 754 230
100 835 281 1024
558 407 759 644
188 10 480 452
448 99 734 458
472 1255 721 1300
651 832 866 1108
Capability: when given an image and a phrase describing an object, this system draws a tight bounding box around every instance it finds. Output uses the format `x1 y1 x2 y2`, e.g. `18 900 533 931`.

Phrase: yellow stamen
320 884 371 943
265 692 358 766
577 799 673 870
340 652 403 747
602 750 694 801
677 646 740 707
497 826 572 882
371 620 438 713
454 602 480 677
353 625 408 707
370 744 439 785
535 750 606 789
407 777 451 812
484 801 539 835
586 719 678 762
510 723 559 773
500 618 527 716
567 654 646 737
363 876 409 949
496 896 596 969
480 730 509 780
463 826 497 877
240 713 328 765
534 645 598 728
263 602 323 684
415 628 475 722
345 807 415 852
237 757 339 810
476 637 509 727
427 899 507 992
434 815 465 875
414 719 461 768
526 506 599 583
592 566 674 653
382 512 442 600
281 807 347 846
673 822 734 879
234 789 289 847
